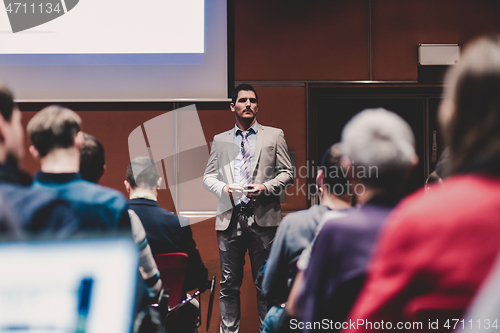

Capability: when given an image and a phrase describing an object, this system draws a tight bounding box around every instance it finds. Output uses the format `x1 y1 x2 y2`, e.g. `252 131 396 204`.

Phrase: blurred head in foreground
439 35 500 176
341 108 418 195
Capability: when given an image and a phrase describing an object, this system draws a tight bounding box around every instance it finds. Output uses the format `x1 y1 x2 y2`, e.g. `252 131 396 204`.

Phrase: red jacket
343 175 500 333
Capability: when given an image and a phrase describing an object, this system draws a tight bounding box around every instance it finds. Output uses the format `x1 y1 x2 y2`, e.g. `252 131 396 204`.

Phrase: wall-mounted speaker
418 44 460 66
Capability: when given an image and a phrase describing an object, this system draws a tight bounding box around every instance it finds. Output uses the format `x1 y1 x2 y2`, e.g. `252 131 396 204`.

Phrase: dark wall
16 1 500 332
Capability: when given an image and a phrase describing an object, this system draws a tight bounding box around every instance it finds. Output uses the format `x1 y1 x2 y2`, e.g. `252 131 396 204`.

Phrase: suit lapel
252 124 264 179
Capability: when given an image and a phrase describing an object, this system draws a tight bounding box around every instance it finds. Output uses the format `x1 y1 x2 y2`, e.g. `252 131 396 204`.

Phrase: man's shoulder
70 180 127 210
81 180 124 198
279 209 309 230
1 182 52 203
283 206 321 223
260 125 284 136
321 207 355 224
128 198 166 214
0 183 70 222
213 129 233 140
128 199 188 225
321 205 389 237
383 174 500 233
127 198 158 207
280 205 329 231
260 125 283 132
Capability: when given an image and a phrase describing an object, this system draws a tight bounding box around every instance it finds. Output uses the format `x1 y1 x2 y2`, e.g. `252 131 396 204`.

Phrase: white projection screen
0 0 229 101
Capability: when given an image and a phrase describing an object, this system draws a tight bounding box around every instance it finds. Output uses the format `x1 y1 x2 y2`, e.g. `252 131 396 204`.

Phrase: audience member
125 157 208 294
261 143 353 333
0 83 78 236
27 105 129 231
0 194 22 238
79 132 105 183
344 35 500 332
129 209 162 299
297 108 417 332
78 134 161 298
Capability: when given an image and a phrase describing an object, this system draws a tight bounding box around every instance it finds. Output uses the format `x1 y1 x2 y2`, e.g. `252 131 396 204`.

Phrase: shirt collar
234 121 259 136
34 171 81 183
130 191 158 201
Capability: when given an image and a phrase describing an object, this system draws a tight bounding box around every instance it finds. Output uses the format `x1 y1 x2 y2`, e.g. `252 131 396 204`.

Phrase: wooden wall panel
234 0 369 81
252 86 307 211
372 0 500 81
20 108 179 211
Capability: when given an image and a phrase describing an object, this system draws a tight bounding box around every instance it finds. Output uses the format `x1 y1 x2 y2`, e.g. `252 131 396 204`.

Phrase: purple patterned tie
238 129 254 204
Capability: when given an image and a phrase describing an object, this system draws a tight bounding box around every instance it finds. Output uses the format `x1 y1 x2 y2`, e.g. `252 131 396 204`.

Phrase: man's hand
223 184 245 194
223 184 266 200
244 184 267 198
223 184 245 200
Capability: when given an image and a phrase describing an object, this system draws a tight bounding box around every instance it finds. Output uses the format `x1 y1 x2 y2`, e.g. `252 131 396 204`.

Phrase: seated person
0 83 78 237
79 132 106 184
78 132 162 299
344 35 500 333
261 143 353 333
27 105 129 231
295 108 418 332
125 157 208 294
129 209 162 299
0 194 21 238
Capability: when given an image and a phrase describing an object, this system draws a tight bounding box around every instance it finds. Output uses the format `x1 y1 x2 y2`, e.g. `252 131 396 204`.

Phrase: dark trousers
217 211 277 333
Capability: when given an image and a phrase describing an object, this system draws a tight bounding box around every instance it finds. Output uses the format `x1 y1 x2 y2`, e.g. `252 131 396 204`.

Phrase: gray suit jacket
203 124 294 231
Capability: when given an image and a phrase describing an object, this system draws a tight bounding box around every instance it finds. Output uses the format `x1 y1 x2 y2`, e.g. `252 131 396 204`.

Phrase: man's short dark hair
0 82 15 122
126 157 160 190
27 105 81 158
319 143 349 195
80 133 105 183
231 83 258 104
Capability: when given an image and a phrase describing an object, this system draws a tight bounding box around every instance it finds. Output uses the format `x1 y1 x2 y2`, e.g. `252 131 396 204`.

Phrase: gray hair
341 108 416 190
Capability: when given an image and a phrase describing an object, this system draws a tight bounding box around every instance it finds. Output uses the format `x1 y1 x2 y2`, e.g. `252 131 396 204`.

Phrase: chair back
153 252 188 308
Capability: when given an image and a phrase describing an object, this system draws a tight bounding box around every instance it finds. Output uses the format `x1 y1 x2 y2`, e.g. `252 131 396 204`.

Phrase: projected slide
0 0 227 101
0 0 204 54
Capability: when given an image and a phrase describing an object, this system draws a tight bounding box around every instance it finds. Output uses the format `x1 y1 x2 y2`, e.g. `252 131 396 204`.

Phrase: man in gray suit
203 83 294 333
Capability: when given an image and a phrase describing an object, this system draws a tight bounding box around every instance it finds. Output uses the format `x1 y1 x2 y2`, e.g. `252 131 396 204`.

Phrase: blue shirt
32 172 129 231
233 121 259 185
